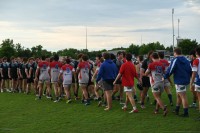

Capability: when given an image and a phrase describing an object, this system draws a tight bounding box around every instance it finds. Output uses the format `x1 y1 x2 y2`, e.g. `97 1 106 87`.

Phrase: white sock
133 106 137 110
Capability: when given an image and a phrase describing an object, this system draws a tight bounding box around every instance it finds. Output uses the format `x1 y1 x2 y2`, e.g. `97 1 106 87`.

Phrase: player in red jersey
114 53 140 113
59 58 75 103
50 54 63 102
145 52 168 116
35 56 51 100
76 54 91 105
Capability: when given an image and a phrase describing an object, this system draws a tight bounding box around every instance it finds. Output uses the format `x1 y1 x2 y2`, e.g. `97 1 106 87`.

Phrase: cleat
66 99 72 104
154 109 159 114
129 109 138 113
54 100 59 103
141 105 146 109
98 101 102 107
85 102 90 106
122 106 127 111
170 102 174 106
189 103 197 108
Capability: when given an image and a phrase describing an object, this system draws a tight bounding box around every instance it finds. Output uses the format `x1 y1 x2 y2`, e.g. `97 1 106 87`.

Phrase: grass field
0 86 200 133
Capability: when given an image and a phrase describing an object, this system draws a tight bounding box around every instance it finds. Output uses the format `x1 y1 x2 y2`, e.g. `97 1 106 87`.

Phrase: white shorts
151 82 164 93
195 84 200 92
124 86 133 92
175 85 187 93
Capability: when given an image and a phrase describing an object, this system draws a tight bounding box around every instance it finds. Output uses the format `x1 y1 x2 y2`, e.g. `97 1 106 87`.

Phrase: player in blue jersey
164 48 192 117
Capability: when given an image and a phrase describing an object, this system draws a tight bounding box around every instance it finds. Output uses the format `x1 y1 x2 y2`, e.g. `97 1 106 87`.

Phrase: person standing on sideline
164 48 191 117
96 53 118 111
114 53 140 113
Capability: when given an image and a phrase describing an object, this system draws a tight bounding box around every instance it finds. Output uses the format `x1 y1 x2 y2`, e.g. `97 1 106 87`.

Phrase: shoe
163 108 168 117
85 102 90 106
129 109 138 113
141 105 146 109
104 108 111 111
170 102 173 106
154 109 159 114
6 89 11 93
179 114 189 117
189 103 197 108
54 100 59 103
98 101 102 107
1 89 3 93
66 99 72 104
122 106 127 111
35 97 41 100
46 96 52 99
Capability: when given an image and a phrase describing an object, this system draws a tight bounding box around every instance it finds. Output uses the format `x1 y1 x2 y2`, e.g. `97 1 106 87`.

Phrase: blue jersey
164 56 192 85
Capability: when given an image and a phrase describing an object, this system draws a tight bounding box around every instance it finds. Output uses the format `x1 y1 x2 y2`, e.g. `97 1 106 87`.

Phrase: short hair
126 53 132 61
152 52 159 59
82 54 88 61
2 56 7 60
138 55 143 62
117 51 122 56
103 53 110 60
96 54 102 59
66 58 71 64
77 53 83 59
110 53 116 60
122 51 126 57
54 54 59 61
174 48 182 55
28 57 34 61
158 52 164 59
147 50 154 59
41 55 46 60
190 49 196 57
100 57 104 63
196 47 200 56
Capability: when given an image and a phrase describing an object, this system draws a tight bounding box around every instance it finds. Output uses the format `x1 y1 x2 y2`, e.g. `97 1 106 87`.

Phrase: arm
96 65 103 83
113 73 121 84
190 71 196 88
164 58 177 79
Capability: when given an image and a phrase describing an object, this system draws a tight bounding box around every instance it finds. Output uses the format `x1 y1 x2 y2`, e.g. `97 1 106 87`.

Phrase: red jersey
147 61 165 86
159 59 169 73
119 61 137 87
77 61 90 84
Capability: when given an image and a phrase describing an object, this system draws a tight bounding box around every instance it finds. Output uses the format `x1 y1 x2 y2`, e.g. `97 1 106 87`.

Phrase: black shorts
102 80 114 91
2 75 9 80
142 76 151 88
27 78 34 83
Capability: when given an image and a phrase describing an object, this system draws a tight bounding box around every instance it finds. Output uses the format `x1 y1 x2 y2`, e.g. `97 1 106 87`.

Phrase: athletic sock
133 106 137 110
168 94 173 103
183 108 189 115
175 105 180 113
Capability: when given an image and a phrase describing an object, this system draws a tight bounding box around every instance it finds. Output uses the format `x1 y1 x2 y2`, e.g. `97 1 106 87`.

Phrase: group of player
0 47 200 119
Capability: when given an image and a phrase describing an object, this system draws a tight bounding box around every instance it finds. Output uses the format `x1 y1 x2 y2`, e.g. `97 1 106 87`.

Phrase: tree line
0 38 199 59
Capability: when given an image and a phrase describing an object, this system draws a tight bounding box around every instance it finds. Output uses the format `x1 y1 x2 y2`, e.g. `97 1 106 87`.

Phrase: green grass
0 87 200 133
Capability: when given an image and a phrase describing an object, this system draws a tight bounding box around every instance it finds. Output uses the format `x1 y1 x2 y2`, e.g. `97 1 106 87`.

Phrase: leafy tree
126 44 139 56
178 39 199 55
0 39 16 58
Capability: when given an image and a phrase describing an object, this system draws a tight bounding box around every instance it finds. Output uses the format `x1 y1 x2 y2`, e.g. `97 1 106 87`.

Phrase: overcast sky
0 0 199 51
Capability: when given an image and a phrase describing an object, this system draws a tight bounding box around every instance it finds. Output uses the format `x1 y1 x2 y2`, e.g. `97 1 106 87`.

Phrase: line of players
0 48 199 119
